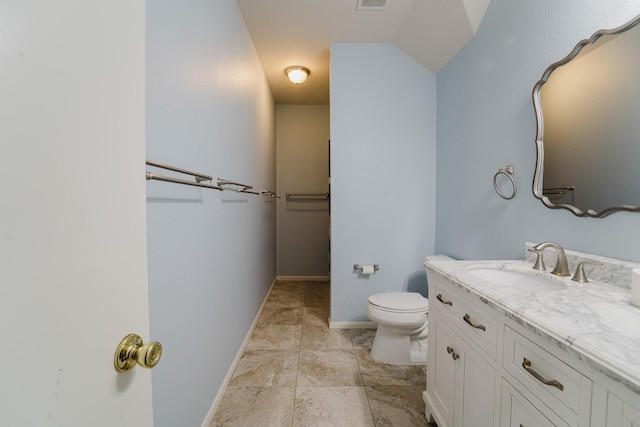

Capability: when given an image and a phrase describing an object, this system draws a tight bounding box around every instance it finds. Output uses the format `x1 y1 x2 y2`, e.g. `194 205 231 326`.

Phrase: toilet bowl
366 292 429 365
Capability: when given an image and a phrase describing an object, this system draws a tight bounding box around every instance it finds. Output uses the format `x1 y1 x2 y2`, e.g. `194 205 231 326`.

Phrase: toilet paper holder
354 264 379 273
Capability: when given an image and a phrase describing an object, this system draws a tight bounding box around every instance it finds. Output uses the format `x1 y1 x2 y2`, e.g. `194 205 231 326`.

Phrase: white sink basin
468 268 566 292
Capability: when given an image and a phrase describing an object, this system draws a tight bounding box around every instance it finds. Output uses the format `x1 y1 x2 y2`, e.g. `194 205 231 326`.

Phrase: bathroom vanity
423 250 640 426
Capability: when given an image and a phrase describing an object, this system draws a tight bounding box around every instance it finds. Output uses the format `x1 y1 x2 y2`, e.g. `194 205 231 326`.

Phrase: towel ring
494 165 516 200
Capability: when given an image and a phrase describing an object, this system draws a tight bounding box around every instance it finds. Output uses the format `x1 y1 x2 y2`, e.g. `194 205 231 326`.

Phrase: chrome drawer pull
446 346 459 360
463 314 486 331
522 358 564 391
436 294 453 306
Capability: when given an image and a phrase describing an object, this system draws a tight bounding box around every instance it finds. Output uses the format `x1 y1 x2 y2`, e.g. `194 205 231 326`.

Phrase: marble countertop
425 259 640 395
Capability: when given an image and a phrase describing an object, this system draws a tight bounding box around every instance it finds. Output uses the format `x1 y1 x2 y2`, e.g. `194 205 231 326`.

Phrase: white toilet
366 292 429 365
366 255 453 365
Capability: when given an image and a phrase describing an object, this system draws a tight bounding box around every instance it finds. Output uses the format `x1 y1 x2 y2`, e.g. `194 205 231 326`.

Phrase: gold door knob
114 333 163 372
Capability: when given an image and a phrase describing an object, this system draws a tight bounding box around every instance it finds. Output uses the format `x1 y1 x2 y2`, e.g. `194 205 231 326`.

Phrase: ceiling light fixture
285 66 310 84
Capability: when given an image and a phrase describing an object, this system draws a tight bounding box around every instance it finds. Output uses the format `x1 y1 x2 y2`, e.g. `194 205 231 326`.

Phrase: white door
0 1 153 426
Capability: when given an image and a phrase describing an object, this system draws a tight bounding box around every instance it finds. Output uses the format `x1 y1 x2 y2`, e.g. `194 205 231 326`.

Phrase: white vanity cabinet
425 281 499 427
424 268 640 427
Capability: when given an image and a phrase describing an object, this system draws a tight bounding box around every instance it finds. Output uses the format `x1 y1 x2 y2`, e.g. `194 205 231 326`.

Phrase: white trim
276 275 329 282
329 320 377 330
200 277 278 427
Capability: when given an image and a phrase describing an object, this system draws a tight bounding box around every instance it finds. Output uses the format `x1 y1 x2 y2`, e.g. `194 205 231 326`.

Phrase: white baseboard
329 320 377 330
276 275 330 282
200 277 278 427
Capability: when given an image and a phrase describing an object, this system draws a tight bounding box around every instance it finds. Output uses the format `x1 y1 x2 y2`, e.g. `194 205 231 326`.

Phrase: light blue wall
330 44 437 323
436 0 640 262
145 1 276 426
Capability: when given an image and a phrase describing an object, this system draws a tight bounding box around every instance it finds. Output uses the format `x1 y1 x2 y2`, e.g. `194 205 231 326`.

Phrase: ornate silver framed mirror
533 14 640 217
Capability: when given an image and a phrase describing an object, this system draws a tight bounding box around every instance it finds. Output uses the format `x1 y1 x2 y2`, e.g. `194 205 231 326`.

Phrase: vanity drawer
432 282 498 358
452 296 498 358
503 327 591 422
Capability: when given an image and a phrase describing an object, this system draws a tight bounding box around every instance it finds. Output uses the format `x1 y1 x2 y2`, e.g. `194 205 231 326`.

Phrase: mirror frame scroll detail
532 14 640 218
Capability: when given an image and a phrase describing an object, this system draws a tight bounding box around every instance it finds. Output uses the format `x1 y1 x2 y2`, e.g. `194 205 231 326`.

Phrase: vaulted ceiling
236 0 491 104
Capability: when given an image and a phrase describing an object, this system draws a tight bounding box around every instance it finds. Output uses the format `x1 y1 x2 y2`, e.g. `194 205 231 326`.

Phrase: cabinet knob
446 346 459 360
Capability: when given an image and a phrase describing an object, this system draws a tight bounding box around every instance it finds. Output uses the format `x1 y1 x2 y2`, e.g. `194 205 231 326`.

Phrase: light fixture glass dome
285 66 310 84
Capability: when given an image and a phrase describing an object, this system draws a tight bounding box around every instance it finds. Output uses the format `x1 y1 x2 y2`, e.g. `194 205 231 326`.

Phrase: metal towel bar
217 178 261 195
261 190 281 199
286 192 329 200
217 178 252 189
145 160 222 190
146 160 212 183
145 172 223 190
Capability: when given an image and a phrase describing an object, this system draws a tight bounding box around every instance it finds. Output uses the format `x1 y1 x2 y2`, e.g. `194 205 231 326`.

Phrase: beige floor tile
272 281 306 292
259 306 304 325
294 386 374 427
349 329 376 349
246 323 301 350
268 286 305 307
300 324 352 350
356 349 426 386
302 306 329 327
304 293 330 309
297 349 362 386
303 282 330 307
210 386 295 427
365 385 430 427
229 350 299 387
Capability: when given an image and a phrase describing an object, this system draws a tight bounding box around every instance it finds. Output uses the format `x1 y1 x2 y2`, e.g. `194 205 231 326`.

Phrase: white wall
330 43 437 323
436 0 640 262
145 1 276 426
276 105 330 277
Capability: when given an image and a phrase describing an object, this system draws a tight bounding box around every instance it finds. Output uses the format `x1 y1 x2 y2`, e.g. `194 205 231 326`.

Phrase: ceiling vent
356 0 387 11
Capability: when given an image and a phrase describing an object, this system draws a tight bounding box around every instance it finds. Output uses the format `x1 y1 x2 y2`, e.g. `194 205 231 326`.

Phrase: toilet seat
368 292 428 313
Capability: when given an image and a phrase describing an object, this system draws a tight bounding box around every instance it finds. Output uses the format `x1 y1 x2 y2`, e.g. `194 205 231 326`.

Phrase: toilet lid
368 292 428 313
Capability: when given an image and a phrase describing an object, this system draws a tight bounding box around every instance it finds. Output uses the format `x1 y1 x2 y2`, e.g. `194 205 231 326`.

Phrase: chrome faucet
530 242 571 277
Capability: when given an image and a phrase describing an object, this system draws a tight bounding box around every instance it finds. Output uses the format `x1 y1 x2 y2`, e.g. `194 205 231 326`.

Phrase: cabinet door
455 337 496 427
427 311 456 427
501 379 570 427
607 393 640 426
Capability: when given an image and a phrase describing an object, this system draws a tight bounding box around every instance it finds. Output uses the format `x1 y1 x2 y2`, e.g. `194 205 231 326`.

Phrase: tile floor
211 281 433 427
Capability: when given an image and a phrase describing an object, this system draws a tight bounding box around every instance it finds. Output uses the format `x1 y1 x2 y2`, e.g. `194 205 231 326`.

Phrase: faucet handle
571 261 603 283
528 248 546 271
